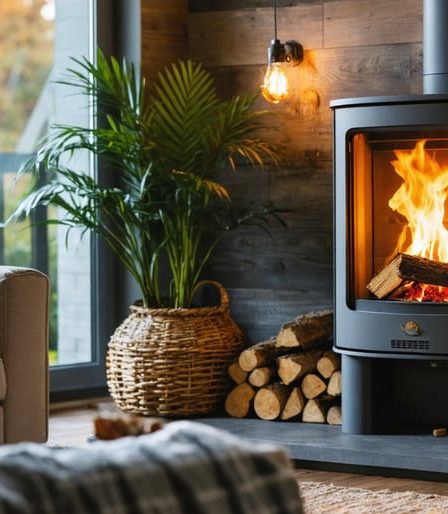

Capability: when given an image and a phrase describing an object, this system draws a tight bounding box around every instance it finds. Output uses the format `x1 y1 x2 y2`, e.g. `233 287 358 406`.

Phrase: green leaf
7 53 282 308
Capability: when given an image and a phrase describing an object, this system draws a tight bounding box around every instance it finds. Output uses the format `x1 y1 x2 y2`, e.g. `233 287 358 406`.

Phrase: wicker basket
106 281 245 416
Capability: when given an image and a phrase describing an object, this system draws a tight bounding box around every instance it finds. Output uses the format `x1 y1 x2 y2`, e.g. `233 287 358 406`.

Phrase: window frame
50 0 128 399
1 0 140 400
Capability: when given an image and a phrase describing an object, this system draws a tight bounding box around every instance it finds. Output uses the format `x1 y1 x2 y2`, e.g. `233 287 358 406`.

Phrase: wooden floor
48 404 99 447
49 403 448 496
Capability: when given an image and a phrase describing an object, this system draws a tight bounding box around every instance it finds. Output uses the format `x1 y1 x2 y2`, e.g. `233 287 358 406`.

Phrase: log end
280 387 305 420
275 327 297 348
254 388 284 420
277 358 301 385
326 405 342 426
327 370 342 396
228 361 248 385
302 374 327 400
225 383 255 418
248 367 272 388
238 350 258 372
302 399 326 423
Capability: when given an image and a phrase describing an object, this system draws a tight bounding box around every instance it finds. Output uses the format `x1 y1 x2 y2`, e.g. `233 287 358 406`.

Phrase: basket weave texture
106 281 245 416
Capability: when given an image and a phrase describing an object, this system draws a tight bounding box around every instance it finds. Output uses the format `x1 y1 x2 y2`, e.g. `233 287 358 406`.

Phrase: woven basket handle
195 280 229 311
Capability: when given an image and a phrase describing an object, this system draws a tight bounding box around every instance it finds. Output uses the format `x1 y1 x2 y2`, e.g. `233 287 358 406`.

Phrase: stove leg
342 354 372 434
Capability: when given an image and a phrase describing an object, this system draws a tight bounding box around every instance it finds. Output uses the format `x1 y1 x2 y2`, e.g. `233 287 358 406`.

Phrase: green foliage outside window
0 0 53 152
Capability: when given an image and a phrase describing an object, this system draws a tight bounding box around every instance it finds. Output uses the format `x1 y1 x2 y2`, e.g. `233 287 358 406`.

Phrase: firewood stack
225 310 342 425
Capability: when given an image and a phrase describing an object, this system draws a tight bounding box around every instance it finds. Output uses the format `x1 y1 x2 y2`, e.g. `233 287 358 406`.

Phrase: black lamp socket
268 39 303 65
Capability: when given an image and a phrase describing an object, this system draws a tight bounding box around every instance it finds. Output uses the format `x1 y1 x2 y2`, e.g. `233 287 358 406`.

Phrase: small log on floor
326 405 342 425
239 338 286 372
280 386 305 420
277 350 323 385
276 310 333 349
254 383 291 420
248 367 273 388
225 383 255 418
317 351 341 379
227 361 248 385
327 371 342 396
367 253 448 299
301 373 327 400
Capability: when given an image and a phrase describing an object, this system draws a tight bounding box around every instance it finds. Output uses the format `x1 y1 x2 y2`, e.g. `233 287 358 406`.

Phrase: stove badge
401 320 421 336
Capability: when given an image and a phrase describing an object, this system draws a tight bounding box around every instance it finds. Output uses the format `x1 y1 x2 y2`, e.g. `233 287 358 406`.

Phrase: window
1 0 112 395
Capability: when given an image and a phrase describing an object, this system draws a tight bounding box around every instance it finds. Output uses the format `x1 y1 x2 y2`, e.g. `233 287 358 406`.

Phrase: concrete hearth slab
198 418 448 479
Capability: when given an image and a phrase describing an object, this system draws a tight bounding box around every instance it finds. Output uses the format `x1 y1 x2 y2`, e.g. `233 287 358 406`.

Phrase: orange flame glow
389 140 448 301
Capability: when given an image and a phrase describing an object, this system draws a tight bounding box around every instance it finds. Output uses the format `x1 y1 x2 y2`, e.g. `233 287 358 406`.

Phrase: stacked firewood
225 310 342 425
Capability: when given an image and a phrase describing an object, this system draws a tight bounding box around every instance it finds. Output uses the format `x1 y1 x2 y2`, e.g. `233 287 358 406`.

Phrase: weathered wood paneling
189 0 321 13
207 222 332 290
315 44 419 99
183 0 424 342
141 0 188 82
210 41 421 164
205 45 421 100
227 288 332 343
205 162 333 340
323 0 422 48
189 4 323 67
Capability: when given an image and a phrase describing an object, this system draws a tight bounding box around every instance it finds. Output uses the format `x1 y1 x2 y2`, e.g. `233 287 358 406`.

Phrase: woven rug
299 480 448 513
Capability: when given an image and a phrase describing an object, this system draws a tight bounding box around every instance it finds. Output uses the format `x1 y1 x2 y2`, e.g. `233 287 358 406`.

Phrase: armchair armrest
0 267 49 443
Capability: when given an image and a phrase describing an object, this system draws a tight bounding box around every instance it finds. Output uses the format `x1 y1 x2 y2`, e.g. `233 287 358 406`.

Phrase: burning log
367 253 448 300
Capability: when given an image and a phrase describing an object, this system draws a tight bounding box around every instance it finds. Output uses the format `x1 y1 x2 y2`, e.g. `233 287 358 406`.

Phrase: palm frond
8 54 282 308
150 60 219 173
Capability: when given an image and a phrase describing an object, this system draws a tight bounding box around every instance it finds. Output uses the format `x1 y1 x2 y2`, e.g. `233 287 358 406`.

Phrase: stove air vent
391 339 430 351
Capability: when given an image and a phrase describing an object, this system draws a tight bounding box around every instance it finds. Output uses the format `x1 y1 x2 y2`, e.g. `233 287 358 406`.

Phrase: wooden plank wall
187 0 423 343
140 0 188 82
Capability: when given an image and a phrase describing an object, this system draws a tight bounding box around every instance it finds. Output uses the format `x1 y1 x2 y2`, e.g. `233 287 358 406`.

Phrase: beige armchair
0 267 49 443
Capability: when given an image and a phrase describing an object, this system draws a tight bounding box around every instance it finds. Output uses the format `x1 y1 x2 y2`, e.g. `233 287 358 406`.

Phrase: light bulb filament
261 63 289 104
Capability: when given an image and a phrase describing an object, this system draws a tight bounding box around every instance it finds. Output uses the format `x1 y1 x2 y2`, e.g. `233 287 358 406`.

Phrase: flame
388 140 448 301
261 63 289 104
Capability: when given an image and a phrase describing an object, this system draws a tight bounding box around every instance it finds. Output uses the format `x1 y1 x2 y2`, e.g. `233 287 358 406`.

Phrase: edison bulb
261 63 289 104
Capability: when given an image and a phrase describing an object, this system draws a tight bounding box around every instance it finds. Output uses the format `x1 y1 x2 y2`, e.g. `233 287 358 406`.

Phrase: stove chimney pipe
423 0 448 93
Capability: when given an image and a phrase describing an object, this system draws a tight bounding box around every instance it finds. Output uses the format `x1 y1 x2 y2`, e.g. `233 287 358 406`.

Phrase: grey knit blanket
0 421 302 514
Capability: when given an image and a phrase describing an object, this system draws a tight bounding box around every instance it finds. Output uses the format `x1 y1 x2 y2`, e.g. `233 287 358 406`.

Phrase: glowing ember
391 282 448 302
388 140 448 301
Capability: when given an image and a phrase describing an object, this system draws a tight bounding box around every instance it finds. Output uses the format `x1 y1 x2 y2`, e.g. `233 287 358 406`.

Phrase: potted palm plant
9 51 281 416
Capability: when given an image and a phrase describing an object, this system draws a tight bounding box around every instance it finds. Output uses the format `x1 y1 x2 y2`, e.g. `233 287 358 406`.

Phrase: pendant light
261 0 303 104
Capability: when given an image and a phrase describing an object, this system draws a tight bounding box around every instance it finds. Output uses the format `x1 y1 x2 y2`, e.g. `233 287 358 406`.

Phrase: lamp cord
273 0 277 40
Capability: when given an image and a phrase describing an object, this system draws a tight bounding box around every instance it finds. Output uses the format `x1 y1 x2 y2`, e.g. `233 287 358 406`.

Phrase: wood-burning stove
332 0 448 434
332 95 448 433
